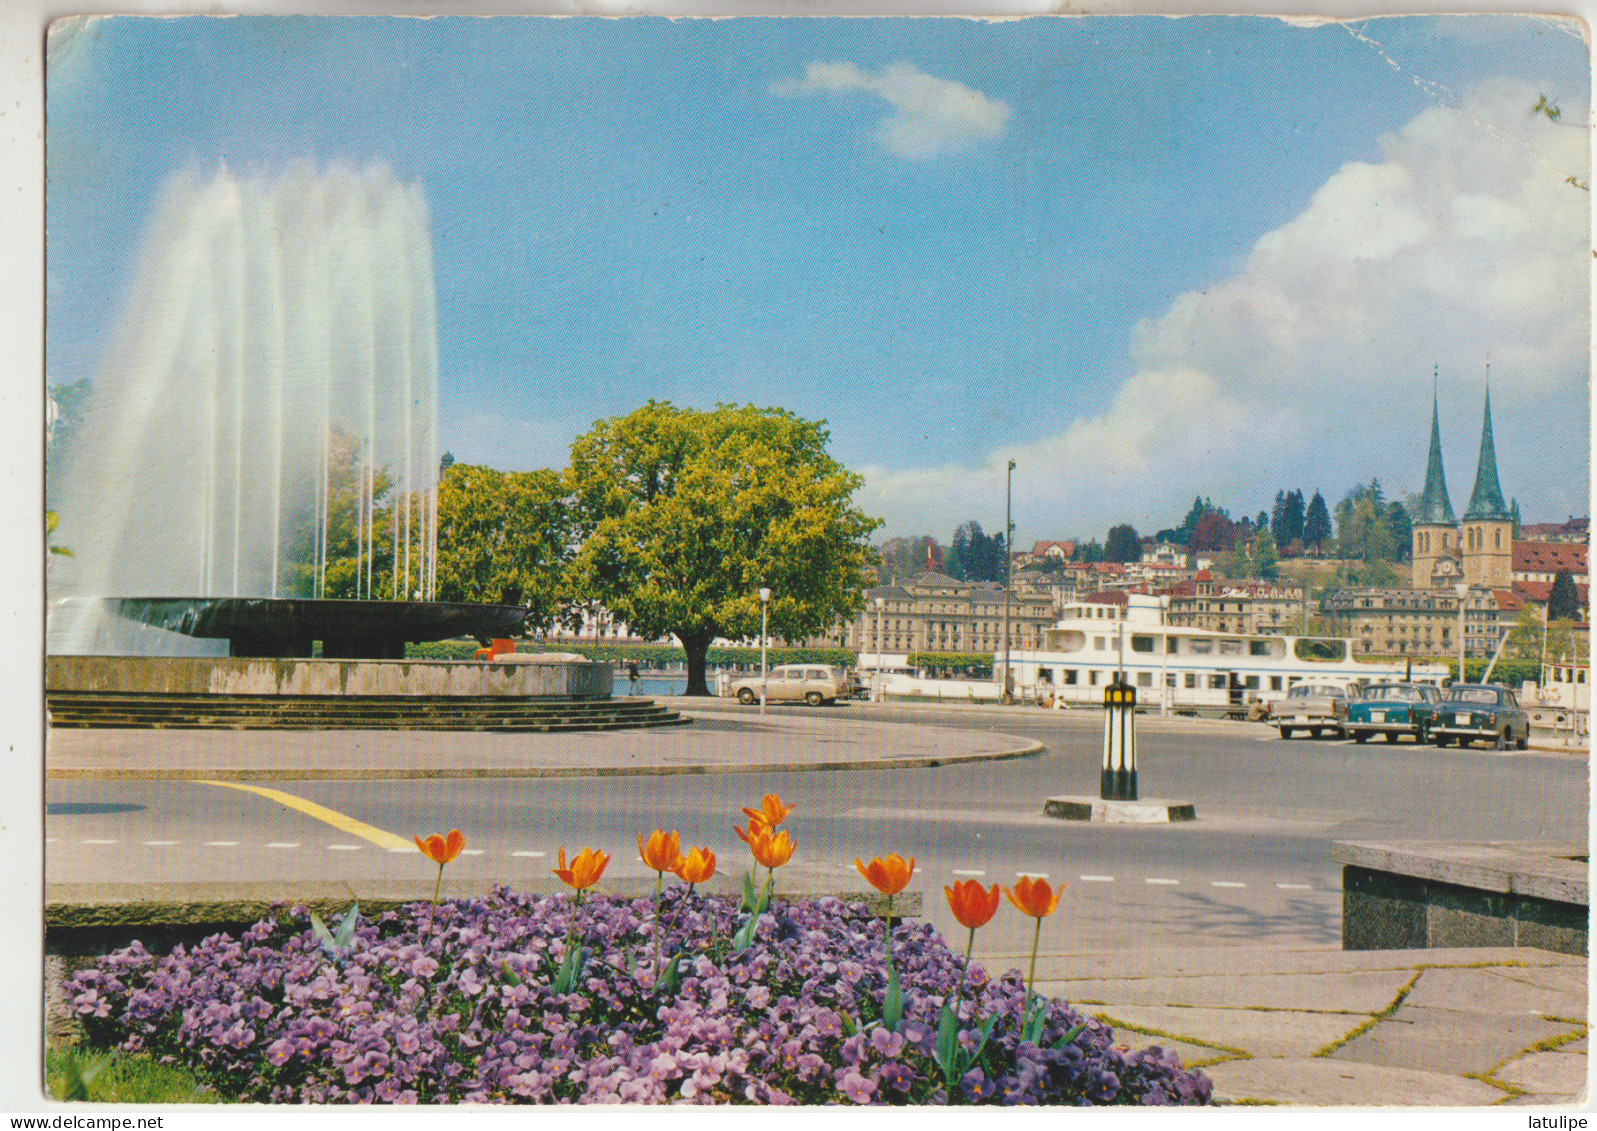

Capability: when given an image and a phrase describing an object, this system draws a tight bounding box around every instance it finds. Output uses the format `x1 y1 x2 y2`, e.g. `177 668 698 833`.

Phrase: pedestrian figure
627 660 640 695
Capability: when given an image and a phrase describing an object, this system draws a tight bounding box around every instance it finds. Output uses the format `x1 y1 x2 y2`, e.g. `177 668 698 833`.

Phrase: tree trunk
677 628 715 696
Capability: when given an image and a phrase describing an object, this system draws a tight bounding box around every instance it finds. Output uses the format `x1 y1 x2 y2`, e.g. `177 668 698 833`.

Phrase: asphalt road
45 702 1589 958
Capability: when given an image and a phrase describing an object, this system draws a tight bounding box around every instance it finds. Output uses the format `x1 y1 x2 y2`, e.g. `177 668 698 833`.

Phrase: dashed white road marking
512 850 545 858
951 869 986 877
141 840 179 847
1211 881 1246 888
1276 883 1313 890
265 842 300 849
1015 871 1049 879
460 849 485 856
1144 877 1180 885
81 839 116 845
206 841 239 847
1080 875 1115 882
327 844 361 852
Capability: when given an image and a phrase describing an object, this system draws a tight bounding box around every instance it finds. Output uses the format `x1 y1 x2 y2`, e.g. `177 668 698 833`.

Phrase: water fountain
48 161 524 658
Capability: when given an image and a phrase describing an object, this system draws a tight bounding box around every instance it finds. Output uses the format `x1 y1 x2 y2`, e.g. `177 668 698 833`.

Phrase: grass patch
45 1047 219 1105
1309 969 1422 1058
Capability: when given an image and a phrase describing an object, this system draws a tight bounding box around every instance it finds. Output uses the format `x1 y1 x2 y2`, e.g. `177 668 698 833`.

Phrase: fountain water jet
48 161 510 657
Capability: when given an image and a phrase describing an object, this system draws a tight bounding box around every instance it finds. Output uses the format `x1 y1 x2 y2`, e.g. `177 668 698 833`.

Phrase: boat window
1219 640 1242 655
1271 676 1283 691
1038 668 1053 682
1249 640 1271 656
1137 672 1153 687
1094 637 1106 650
1208 675 1226 689
1244 676 1259 690
1063 670 1078 685
1131 635 1155 653
1184 673 1197 689
1167 638 1179 653
1166 674 1177 687
1189 639 1212 655
1294 638 1347 663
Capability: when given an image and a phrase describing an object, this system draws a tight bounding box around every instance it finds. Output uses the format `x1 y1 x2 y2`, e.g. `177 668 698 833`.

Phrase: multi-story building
1165 572 1305 635
832 571 1055 656
1323 586 1485 657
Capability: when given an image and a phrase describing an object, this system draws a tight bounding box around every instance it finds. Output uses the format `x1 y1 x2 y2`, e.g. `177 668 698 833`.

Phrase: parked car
1430 683 1530 749
1268 681 1353 739
729 664 850 707
1343 682 1444 744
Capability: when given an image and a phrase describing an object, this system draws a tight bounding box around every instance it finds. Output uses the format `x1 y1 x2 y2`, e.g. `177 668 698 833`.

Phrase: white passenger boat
997 594 1448 718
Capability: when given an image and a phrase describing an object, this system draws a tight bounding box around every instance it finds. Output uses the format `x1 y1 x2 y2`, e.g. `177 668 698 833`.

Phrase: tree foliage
566 402 880 695
1190 511 1235 554
950 521 1006 582
434 463 575 629
1104 523 1141 563
1303 490 1332 555
1547 570 1583 622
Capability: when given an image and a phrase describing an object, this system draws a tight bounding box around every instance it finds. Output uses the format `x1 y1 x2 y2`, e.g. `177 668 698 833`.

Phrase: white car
729 665 849 706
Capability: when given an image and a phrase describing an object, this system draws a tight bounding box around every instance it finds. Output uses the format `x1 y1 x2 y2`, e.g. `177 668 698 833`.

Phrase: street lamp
1456 582 1469 685
874 595 885 704
1003 459 1016 704
759 587 771 715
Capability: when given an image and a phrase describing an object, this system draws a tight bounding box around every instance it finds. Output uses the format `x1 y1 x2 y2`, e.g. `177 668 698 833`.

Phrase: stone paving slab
1011 943 1579 982
1078 1002 1357 1060
1331 1003 1570 1076
1401 965 1587 1018
46 711 1043 781
1492 962 1591 1006
1496 1051 1590 1097
1034 970 1416 1014
1201 1056 1507 1107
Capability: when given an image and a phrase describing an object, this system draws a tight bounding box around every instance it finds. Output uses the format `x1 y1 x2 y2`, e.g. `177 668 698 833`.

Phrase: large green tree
567 402 881 695
434 463 575 629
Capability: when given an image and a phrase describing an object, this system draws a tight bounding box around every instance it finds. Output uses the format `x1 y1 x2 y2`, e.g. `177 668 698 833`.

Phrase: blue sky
46 14 1591 543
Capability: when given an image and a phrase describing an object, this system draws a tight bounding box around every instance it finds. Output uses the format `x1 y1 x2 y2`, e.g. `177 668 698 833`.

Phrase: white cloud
865 77 1591 539
774 61 1010 159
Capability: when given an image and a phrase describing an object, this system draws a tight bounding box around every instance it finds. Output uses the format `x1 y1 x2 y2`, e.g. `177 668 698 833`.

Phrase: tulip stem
652 871 663 975
425 862 444 943
882 891 895 980
1024 915 1042 1027
953 925 975 1017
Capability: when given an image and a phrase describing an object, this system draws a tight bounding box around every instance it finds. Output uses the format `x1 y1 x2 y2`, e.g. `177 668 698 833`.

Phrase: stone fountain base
42 655 691 733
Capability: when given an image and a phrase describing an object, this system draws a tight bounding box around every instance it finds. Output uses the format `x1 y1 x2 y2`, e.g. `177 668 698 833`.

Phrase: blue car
1430 684 1530 750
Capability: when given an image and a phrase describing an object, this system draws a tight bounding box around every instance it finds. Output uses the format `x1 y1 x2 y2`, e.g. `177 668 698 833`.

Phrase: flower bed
64 888 1211 1105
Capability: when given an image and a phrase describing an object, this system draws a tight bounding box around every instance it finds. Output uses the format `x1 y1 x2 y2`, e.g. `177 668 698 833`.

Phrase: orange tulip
1006 875 1063 919
944 879 1002 930
746 825 795 870
741 793 796 829
552 846 611 892
638 829 685 874
855 854 915 896
414 829 466 865
733 816 768 846
674 846 716 885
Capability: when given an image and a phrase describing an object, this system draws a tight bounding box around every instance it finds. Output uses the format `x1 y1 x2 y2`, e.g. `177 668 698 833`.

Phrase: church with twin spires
1410 379 1515 593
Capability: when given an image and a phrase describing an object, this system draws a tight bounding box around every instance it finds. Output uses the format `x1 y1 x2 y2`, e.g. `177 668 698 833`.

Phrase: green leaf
933 1004 962 1083
840 1010 857 1037
1055 1022 1086 1049
658 950 684 995
499 959 523 987
1023 1003 1048 1044
552 945 584 995
308 911 335 949
882 964 904 1033
332 902 360 949
731 912 761 953
739 870 757 913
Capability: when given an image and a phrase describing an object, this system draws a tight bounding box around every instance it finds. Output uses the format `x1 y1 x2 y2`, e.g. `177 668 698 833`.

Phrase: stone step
46 693 690 733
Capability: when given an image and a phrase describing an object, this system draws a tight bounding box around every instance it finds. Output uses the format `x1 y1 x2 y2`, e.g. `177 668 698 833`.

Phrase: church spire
1462 368 1511 522
1413 369 1456 525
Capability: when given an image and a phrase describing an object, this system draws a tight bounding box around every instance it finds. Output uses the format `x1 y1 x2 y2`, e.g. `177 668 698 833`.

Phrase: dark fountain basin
109 597 529 659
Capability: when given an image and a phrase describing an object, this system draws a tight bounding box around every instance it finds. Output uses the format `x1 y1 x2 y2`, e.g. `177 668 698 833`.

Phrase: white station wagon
729 665 849 707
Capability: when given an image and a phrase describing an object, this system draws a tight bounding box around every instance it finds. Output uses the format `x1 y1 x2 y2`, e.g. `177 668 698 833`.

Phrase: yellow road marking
199 780 414 852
